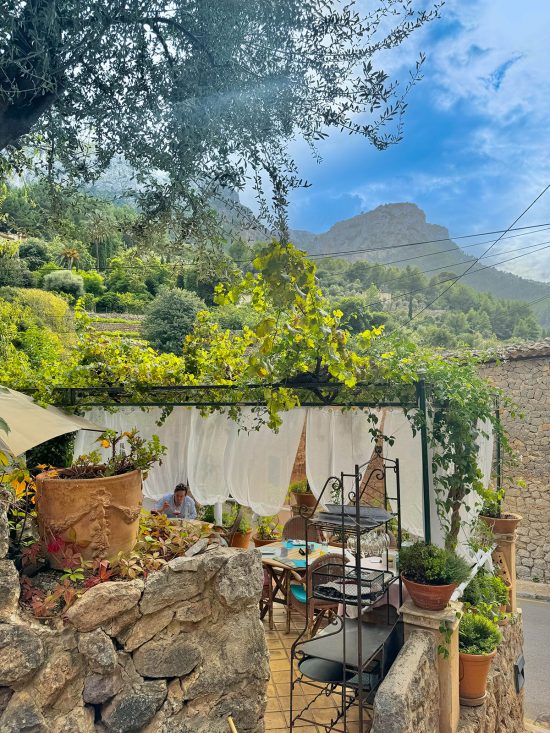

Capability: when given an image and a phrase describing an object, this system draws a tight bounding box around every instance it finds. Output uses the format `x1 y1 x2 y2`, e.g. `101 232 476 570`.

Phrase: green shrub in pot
399 542 471 610
458 612 502 704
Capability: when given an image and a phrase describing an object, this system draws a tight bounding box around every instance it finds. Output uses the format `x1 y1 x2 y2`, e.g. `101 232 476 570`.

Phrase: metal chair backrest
306 552 346 600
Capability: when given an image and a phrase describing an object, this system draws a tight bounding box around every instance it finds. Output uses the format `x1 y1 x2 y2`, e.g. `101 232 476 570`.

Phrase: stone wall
371 619 524 733
371 630 440 733
479 341 550 582
0 545 268 732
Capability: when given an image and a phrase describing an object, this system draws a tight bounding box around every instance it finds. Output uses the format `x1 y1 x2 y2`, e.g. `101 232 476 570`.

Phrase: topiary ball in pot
459 612 502 705
399 542 471 611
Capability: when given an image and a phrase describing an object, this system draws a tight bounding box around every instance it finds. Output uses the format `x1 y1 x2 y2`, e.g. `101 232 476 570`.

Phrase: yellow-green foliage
0 298 66 388
14 288 74 335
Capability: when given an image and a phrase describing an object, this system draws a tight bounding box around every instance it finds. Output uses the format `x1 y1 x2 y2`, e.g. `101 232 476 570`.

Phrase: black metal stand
289 447 403 732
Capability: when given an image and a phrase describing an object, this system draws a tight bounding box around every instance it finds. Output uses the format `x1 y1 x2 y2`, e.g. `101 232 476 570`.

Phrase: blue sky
282 0 550 282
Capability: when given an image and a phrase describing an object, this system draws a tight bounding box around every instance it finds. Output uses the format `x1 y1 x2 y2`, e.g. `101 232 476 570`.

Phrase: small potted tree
479 486 522 534
35 429 165 568
253 515 283 547
228 514 253 549
289 479 316 510
399 542 471 611
459 612 502 705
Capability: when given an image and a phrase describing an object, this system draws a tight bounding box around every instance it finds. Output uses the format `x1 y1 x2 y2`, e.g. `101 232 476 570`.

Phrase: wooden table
259 541 351 629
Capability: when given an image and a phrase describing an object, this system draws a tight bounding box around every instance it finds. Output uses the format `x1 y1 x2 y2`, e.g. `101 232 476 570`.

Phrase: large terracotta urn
35 469 143 568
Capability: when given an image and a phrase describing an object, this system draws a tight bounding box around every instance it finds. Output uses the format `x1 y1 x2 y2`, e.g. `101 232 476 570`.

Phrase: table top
259 540 351 570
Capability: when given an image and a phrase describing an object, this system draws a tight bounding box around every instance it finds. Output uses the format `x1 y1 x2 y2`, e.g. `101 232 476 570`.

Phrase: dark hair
174 483 188 494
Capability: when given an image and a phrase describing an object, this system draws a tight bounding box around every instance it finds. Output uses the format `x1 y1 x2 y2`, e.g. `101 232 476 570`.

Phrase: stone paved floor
263 606 372 733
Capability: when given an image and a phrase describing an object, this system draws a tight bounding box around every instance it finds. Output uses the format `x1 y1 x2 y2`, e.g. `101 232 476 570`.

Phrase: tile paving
263 607 372 733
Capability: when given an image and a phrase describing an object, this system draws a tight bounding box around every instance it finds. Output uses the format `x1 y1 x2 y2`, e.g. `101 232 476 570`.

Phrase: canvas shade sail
0 388 103 457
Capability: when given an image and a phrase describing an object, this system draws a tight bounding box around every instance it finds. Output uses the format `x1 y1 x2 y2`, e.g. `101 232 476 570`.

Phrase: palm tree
57 247 80 269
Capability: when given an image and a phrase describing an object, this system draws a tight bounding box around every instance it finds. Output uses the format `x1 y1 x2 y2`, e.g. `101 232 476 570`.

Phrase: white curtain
429 419 494 556
383 408 425 538
186 410 234 506
226 408 306 515
73 407 193 504
305 407 380 500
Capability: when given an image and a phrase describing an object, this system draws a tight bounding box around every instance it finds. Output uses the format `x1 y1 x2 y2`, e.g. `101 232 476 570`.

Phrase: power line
348 237 550 288
281 222 550 262
361 241 550 311
345 225 550 269
403 185 550 326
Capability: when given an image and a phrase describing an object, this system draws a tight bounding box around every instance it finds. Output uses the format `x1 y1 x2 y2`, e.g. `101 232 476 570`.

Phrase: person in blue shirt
155 484 197 520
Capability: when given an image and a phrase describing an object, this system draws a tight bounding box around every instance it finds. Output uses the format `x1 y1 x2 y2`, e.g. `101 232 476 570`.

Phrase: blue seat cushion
290 584 307 603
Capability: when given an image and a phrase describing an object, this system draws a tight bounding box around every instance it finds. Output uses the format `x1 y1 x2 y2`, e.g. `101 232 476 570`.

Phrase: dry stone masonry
479 340 550 582
0 530 268 733
371 619 524 733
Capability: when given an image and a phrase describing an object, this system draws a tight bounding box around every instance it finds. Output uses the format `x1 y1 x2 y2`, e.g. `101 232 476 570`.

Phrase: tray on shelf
324 505 394 523
312 509 394 534
312 565 386 605
296 618 396 670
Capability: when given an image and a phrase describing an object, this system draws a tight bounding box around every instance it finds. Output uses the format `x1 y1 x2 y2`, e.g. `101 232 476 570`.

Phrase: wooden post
400 599 463 733
492 530 517 612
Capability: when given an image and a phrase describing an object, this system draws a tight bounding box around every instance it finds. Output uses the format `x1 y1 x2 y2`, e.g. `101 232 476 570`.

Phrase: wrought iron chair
286 552 346 637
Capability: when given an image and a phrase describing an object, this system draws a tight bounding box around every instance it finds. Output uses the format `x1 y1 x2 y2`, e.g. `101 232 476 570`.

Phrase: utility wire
361 242 550 311
275 222 550 262
403 185 550 326
346 237 550 288
32 223 550 274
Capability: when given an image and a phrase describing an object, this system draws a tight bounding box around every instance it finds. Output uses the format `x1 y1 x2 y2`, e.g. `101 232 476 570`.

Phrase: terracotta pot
459 650 497 704
291 490 317 509
253 535 280 547
479 513 522 534
401 575 457 611
35 469 143 569
229 529 253 549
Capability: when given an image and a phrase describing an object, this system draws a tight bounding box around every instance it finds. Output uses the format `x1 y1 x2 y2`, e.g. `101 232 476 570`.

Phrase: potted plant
253 515 283 547
459 612 502 705
479 486 522 534
462 570 510 624
229 514 253 549
399 542 471 611
289 479 316 510
35 429 165 568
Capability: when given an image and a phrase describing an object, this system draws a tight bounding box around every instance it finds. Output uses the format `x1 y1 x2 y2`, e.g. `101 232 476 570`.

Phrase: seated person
155 484 197 520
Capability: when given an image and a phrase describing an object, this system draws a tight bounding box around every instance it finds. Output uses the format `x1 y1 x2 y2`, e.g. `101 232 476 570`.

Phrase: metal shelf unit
289 447 403 733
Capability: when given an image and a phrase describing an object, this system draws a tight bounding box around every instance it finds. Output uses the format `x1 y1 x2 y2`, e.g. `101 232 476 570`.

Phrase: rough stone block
123 608 174 652
101 680 167 733
0 561 19 621
83 671 123 705
65 581 143 632
78 630 117 673
0 690 47 732
0 623 44 687
133 636 201 678
215 550 263 609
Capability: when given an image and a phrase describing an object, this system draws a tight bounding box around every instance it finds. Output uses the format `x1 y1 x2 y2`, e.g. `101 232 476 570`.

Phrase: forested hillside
291 203 550 327
0 184 546 355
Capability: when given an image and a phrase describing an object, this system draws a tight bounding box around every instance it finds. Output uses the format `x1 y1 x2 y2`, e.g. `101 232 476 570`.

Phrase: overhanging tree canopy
1 0 440 235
